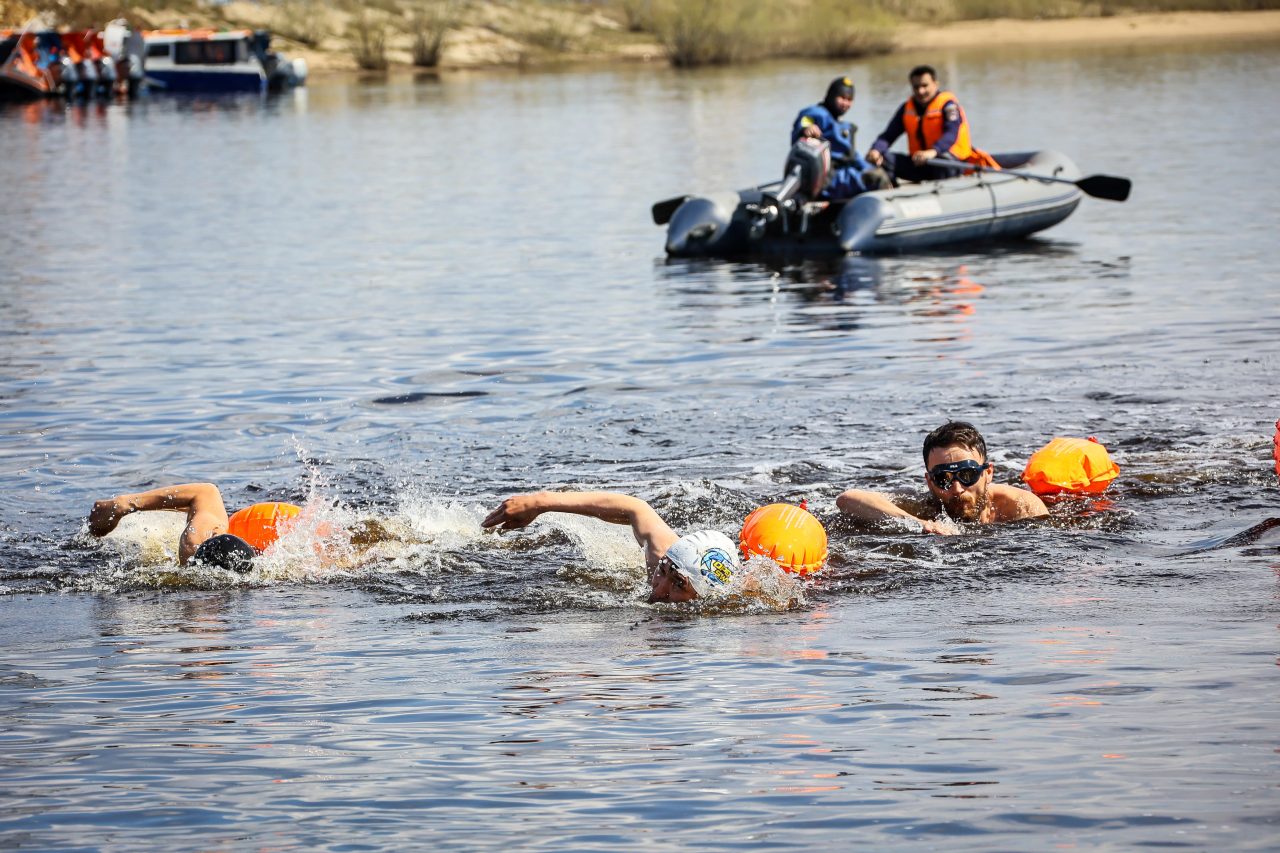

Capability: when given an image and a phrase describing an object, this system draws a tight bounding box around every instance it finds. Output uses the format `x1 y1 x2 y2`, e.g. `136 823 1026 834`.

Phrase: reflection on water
1 36 1279 850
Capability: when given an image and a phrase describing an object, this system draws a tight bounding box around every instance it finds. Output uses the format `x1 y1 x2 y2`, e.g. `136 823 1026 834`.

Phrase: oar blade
1077 174 1131 202
652 195 690 225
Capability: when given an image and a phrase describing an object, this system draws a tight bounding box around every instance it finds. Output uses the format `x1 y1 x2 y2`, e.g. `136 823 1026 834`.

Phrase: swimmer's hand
482 493 546 531
88 497 128 537
918 518 959 536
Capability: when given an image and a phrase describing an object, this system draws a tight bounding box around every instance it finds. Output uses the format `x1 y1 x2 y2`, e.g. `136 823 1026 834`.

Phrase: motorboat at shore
142 29 306 94
656 145 1127 257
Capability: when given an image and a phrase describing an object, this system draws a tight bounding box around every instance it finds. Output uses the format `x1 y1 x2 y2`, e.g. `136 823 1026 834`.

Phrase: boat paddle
926 158 1131 202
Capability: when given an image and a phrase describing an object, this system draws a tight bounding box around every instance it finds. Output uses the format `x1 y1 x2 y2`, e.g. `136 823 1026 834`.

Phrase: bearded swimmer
836 421 1048 534
482 491 741 604
87 483 302 571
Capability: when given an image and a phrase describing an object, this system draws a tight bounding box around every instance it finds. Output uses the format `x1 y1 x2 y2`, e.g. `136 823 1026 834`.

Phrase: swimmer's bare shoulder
988 483 1049 522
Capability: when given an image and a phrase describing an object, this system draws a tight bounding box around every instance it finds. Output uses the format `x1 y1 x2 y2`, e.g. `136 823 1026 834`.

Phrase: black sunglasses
928 460 990 490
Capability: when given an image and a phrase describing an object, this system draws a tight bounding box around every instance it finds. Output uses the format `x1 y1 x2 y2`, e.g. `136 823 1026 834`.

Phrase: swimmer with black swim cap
482 491 742 603
192 533 257 572
87 482 301 573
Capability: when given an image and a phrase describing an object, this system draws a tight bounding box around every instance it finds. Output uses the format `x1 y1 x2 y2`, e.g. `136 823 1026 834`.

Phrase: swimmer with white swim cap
482 492 741 603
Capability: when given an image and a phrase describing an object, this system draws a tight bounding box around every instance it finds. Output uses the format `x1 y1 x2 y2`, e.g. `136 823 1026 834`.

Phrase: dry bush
948 0 1091 17
272 0 329 47
346 8 389 69
485 2 592 55
649 0 897 67
617 0 654 31
649 0 775 66
24 0 128 27
887 0 1280 20
407 0 456 66
1 0 38 23
787 0 896 57
521 22 577 51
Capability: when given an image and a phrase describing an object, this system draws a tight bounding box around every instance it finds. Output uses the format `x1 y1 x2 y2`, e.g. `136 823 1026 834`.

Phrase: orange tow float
739 503 828 575
227 502 302 553
1021 436 1120 496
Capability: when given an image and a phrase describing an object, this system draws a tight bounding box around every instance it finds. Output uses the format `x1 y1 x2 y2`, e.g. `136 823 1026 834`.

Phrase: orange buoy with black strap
227 502 302 553
739 501 828 575
1021 436 1120 496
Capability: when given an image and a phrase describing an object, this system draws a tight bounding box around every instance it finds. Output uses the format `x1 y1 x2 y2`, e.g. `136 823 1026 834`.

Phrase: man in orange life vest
87 482 302 571
865 65 1000 185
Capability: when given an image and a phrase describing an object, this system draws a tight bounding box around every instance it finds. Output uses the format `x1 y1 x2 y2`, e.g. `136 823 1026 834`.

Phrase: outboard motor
776 137 832 207
747 138 831 239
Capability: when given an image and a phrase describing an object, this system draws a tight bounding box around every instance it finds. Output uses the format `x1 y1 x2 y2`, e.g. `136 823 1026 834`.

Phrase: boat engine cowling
777 138 832 205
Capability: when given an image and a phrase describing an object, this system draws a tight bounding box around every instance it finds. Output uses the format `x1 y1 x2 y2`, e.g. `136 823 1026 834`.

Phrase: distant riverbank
283 7 1280 74
5 0 1278 73
895 9 1280 52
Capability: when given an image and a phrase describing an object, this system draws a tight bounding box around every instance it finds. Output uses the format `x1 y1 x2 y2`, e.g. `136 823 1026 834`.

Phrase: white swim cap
663 530 741 598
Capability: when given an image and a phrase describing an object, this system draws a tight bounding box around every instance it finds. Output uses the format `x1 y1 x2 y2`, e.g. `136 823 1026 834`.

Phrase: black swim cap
193 534 256 573
825 76 855 104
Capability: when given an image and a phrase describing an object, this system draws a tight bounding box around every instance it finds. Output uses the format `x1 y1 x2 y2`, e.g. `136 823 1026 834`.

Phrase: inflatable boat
655 144 1123 258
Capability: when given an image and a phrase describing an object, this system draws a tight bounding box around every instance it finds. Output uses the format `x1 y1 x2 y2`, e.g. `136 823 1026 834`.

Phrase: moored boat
142 28 306 94
1 22 145 100
659 147 1098 258
0 28 59 100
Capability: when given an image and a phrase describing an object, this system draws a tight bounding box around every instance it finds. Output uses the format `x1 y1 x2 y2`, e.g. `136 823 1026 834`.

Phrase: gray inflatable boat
659 148 1094 258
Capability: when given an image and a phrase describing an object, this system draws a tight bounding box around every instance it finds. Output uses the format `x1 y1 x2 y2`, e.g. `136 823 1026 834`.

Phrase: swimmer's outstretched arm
88 483 230 564
835 489 955 535
483 491 680 567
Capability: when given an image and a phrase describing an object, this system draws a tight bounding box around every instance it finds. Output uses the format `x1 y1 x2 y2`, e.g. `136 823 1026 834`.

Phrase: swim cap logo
699 548 735 587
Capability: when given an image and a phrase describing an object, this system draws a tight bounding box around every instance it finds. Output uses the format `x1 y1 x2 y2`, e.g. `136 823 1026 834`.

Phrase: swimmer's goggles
927 460 990 490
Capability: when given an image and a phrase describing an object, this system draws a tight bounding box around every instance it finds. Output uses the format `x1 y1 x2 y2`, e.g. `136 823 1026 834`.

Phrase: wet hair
909 65 937 82
922 421 988 464
192 533 256 573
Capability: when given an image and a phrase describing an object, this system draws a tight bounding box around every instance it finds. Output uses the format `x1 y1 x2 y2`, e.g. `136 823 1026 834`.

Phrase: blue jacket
791 103 870 197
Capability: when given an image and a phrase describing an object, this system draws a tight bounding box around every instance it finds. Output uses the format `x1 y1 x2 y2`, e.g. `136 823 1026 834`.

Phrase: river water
2 34 1279 849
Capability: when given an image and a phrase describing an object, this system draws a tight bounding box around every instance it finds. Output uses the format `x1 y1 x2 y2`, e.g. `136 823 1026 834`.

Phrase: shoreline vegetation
3 0 1279 72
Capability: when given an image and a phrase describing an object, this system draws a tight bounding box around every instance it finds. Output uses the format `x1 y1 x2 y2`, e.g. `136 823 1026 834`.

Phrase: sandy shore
897 10 1280 51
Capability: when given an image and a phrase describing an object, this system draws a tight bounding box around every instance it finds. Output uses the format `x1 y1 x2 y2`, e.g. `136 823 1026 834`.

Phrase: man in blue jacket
792 76 891 199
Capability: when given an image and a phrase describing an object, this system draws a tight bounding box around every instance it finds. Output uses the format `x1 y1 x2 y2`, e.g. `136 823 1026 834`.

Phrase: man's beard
941 484 989 523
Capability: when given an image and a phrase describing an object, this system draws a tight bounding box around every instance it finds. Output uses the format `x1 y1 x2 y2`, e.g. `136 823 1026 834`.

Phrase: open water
1 34 1279 850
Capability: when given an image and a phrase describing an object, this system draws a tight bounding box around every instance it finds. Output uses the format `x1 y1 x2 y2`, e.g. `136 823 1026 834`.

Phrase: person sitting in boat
836 421 1047 534
865 65 1001 184
483 491 743 604
792 75 891 200
87 482 315 571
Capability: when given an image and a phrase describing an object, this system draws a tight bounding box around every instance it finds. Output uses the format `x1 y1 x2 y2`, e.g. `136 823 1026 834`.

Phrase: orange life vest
902 91 1000 169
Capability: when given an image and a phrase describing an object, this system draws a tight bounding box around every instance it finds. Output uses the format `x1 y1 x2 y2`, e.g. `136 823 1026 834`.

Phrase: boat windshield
174 39 242 65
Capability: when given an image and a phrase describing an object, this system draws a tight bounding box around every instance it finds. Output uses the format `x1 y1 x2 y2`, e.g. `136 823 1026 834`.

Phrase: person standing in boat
792 76 892 199
865 65 1001 184
835 421 1047 533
